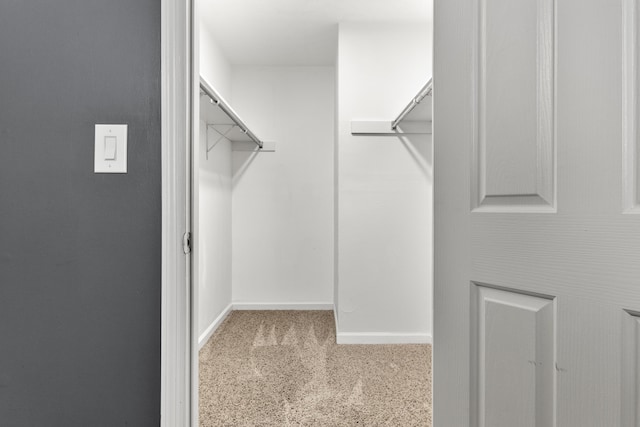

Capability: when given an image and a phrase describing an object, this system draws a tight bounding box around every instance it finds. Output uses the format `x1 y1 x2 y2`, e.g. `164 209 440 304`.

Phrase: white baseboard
201 303 431 346
336 332 432 345
198 303 233 349
232 302 334 310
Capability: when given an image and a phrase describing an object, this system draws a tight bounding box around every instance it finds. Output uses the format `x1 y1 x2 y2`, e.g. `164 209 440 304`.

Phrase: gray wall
0 1 161 425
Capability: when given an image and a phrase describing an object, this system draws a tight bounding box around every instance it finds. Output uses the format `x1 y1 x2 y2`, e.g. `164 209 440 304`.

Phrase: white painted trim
190 1 201 425
198 304 233 349
333 304 339 335
336 332 432 345
232 302 334 310
160 0 192 425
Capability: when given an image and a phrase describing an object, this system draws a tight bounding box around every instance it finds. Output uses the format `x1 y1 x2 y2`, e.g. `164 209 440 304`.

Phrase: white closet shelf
350 78 432 136
200 77 263 148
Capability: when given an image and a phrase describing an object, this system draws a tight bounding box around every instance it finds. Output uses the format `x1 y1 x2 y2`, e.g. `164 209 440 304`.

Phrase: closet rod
391 78 433 130
199 80 263 149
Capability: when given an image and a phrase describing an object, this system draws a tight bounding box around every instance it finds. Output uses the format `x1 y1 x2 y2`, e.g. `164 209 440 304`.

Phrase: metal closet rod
391 78 433 130
199 82 263 149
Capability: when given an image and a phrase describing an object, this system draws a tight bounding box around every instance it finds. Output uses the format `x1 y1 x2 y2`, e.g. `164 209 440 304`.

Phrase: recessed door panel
473 285 555 427
473 0 555 212
622 310 640 426
624 0 640 212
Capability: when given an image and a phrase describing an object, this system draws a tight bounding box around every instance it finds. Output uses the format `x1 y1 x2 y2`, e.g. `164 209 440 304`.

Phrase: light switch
95 124 127 173
104 136 117 160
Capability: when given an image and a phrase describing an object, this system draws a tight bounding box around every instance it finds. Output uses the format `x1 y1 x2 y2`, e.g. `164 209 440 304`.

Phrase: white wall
197 121 233 340
196 19 233 342
199 23 232 101
231 67 335 305
197 18 431 341
336 22 433 340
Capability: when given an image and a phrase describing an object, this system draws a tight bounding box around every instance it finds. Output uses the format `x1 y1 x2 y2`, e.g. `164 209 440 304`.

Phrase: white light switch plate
95 124 127 173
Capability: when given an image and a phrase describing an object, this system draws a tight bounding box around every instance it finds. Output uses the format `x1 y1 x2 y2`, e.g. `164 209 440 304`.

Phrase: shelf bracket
205 124 236 159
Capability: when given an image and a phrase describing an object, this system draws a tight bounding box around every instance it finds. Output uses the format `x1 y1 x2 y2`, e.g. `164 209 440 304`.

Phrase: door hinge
183 231 192 254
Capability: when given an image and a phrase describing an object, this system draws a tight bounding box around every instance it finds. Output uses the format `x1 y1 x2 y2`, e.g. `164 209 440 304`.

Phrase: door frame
159 2 438 425
160 0 194 425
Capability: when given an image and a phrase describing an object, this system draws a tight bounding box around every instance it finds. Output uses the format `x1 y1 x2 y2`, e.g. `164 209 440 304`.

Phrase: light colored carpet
199 310 432 426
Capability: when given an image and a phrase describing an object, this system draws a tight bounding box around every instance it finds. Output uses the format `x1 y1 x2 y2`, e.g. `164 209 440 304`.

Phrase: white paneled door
434 0 640 425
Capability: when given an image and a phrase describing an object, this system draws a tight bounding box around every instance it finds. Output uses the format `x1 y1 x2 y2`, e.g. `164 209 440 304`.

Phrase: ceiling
198 0 431 66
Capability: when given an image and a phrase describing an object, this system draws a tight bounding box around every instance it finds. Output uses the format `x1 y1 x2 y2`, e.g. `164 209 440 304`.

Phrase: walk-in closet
193 1 433 425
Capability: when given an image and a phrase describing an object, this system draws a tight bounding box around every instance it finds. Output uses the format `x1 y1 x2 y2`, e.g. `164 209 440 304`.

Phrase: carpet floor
199 310 432 426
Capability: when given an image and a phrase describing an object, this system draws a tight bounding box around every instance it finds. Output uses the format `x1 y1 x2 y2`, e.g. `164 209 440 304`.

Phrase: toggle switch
94 124 127 173
104 136 117 160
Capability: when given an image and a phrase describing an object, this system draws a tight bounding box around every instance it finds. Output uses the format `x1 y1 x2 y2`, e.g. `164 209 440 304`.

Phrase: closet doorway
191 1 434 425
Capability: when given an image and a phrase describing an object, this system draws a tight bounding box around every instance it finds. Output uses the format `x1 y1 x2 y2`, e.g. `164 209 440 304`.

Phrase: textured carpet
199 310 432 426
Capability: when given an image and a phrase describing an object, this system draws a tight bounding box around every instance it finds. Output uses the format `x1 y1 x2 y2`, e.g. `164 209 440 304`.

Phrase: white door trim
161 0 193 425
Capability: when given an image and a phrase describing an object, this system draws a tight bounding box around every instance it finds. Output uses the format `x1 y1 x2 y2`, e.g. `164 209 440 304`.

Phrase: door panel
624 0 640 211
471 285 555 427
622 310 640 426
434 0 640 425
474 0 555 211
